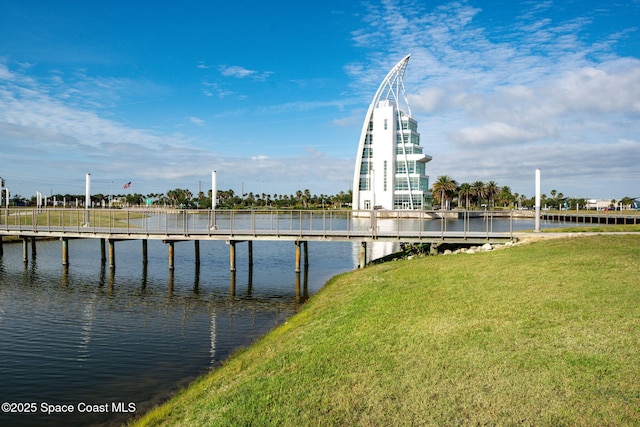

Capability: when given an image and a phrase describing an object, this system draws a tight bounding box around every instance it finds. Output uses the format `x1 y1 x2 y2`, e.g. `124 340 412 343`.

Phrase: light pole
534 169 541 232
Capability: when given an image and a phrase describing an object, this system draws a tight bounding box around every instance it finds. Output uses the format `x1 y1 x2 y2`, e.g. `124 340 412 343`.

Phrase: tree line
15 189 353 209
9 178 635 210
431 175 636 210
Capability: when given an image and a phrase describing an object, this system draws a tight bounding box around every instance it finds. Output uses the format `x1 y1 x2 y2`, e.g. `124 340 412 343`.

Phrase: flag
123 181 132 189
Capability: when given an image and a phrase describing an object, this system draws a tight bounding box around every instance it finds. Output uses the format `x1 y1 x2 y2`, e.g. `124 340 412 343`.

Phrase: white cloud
451 122 545 146
0 61 353 197
188 116 205 126
348 0 640 197
202 81 234 98
544 59 640 115
219 65 273 81
0 64 15 80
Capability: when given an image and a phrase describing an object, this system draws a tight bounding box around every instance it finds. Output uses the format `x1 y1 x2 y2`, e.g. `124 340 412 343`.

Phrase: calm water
0 216 575 426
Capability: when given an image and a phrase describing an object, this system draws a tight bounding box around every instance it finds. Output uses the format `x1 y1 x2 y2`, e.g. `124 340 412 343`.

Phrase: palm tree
471 181 486 207
432 175 457 209
458 183 472 209
485 181 499 208
303 189 311 209
498 185 513 207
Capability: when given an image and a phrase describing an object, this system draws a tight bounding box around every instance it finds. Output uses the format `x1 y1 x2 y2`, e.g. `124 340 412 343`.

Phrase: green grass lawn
130 235 640 426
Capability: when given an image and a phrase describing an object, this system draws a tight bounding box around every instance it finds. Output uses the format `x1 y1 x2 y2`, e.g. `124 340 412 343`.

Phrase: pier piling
142 239 148 265
229 240 236 272
100 238 106 264
303 241 309 269
108 239 115 268
61 238 69 266
359 242 367 269
168 241 175 270
295 241 301 273
22 238 28 264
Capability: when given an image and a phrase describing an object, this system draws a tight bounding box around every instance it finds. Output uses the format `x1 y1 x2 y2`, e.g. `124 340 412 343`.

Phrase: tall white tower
352 55 432 210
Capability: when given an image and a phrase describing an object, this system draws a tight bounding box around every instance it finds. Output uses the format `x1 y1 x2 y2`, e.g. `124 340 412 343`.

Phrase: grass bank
130 234 640 426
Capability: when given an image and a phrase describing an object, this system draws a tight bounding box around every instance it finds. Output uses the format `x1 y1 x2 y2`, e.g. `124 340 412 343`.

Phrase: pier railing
0 208 514 242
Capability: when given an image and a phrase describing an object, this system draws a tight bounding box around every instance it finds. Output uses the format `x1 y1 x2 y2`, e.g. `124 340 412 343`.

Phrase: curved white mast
352 55 412 210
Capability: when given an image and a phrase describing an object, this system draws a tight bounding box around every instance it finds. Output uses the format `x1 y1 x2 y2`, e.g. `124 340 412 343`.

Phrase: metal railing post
510 210 513 239
251 210 256 236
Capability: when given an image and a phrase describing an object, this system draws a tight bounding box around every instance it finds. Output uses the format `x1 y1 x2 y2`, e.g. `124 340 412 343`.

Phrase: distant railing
0 208 515 241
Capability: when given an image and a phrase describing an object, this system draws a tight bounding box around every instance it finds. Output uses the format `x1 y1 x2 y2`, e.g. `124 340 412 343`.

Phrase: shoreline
130 233 640 425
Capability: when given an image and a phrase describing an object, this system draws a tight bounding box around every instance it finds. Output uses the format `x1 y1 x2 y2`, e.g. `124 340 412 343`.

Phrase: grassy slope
131 235 640 426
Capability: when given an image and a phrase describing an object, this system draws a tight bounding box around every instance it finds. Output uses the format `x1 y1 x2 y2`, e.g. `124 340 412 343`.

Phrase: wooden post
0 236 3 256
194 240 200 266
22 238 28 264
61 238 69 266
31 237 37 257
142 239 148 265
359 241 367 269
303 241 309 270
295 241 301 273
100 238 106 264
168 241 175 270
108 239 115 268
229 240 236 272
248 241 253 268
229 271 236 296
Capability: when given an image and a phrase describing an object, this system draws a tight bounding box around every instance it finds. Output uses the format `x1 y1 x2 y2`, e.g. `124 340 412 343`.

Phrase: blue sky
1 0 639 201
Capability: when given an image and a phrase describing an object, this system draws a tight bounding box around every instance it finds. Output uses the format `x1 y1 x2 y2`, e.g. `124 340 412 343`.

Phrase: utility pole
535 169 541 232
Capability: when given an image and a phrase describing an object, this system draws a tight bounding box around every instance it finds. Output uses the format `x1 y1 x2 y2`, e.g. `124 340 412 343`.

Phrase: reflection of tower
78 293 98 363
352 55 432 211
351 241 399 266
210 306 216 366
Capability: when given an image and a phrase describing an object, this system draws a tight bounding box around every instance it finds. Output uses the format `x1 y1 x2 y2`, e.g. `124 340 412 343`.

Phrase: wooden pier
0 208 517 270
542 211 640 225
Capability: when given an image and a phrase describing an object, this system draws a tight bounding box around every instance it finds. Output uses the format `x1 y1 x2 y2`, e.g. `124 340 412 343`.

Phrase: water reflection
0 237 343 427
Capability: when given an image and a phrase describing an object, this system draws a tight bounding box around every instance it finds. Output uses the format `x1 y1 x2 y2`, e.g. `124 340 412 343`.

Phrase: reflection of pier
58 260 305 368
0 208 516 270
56 252 310 304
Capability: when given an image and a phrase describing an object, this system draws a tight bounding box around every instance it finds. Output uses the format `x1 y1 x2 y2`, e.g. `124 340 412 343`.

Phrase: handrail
0 208 516 242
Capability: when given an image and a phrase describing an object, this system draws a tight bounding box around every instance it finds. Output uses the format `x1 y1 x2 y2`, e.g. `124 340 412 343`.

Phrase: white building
352 54 432 211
